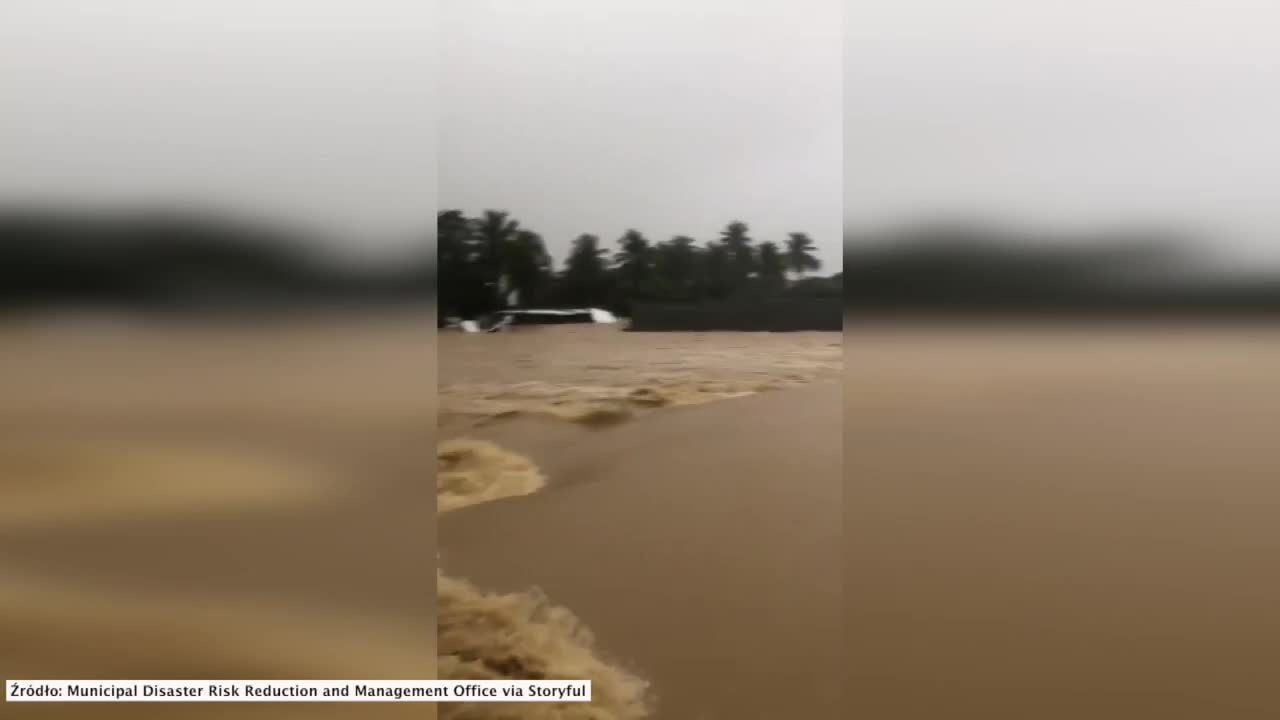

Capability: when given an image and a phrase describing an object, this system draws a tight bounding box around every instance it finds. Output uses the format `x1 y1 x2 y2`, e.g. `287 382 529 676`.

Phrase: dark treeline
0 208 434 314
20 208 1270 321
438 209 838 319
845 223 1280 317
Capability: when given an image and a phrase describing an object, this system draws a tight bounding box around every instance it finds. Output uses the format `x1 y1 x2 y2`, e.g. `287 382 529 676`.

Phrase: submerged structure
443 308 618 333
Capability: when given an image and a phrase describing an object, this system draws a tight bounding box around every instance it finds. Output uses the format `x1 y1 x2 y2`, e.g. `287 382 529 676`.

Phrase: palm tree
437 210 474 315
503 229 552 306
784 232 821 279
475 210 519 304
719 221 756 291
757 241 786 292
654 235 699 300
699 240 731 299
562 233 609 306
613 229 653 300
436 210 473 278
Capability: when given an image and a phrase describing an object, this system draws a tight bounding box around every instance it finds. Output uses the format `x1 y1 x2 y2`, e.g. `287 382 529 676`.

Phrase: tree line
844 223 1280 316
438 209 833 319
0 208 433 312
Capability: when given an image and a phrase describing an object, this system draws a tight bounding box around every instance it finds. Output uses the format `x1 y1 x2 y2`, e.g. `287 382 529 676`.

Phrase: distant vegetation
0 206 840 318
12 207 1273 319
438 209 839 319
0 207 433 313
846 223 1280 316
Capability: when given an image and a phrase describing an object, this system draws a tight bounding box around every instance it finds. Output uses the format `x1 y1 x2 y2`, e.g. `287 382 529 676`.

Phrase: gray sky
1 0 435 263
848 0 1280 268
13 1 1270 271
439 0 843 273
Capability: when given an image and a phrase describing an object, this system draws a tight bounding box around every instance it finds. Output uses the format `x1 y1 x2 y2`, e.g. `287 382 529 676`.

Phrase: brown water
16 319 1270 718
0 315 436 719
443 323 1280 718
438 325 843 719
438 325 841 434
848 325 1280 718
439 387 843 719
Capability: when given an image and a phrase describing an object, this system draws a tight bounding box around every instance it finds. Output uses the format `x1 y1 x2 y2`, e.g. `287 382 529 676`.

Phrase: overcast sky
439 0 843 272
1 1 435 263
848 0 1280 268
8 2 1275 271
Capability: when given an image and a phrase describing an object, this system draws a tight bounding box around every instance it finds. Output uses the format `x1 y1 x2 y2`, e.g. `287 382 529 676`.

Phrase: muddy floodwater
849 324 1280 718
0 314 436 720
438 325 842 719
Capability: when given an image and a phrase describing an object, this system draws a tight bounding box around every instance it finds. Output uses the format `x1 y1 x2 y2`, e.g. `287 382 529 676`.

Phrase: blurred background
845 1 1280 718
1 2 436 716
11 0 1280 717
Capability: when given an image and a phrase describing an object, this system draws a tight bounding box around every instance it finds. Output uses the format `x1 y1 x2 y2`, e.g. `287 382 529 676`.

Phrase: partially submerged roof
495 308 618 323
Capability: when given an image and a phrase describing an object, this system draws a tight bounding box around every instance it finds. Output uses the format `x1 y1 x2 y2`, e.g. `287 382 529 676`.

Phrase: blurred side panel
846 1 1280 718
0 1 437 716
